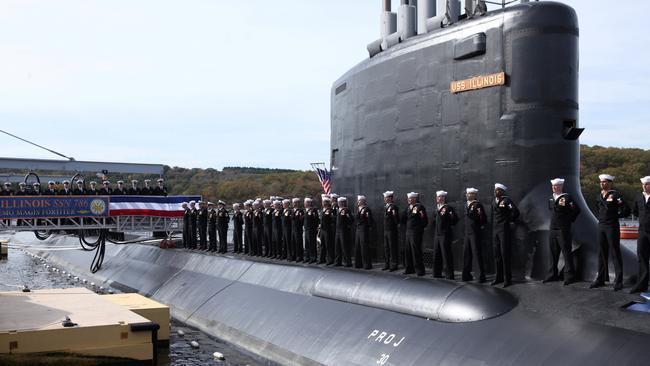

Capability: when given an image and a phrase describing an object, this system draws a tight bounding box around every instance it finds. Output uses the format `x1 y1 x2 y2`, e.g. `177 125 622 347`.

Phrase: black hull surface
330 2 636 281
19 234 650 366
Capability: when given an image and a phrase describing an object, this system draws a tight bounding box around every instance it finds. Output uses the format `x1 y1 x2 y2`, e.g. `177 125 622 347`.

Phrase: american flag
314 167 331 195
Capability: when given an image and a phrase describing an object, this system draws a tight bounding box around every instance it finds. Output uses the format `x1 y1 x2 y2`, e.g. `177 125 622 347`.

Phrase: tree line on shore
164 145 650 216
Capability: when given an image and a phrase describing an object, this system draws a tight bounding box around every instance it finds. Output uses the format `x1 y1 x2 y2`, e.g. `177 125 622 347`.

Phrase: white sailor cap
103 180 110 184
273 200 282 205
233 203 241 208
117 180 124 184
244 200 252 205
357 195 366 201
550 178 565 185
383 191 394 198
18 182 26 186
599 174 615 182
252 201 260 206
304 197 313 202
207 201 214 206
218 200 226 205
321 194 330 200
32 182 40 186
466 188 479 194
494 183 508 191
407 192 419 198
276 197 284 201
157 178 164 183
62 180 70 184
89 181 97 185
292 198 300 203
189 200 196 205
270 196 276 200
283 199 291 204
322 196 331 202
263 199 272 204
48 180 55 185
131 180 138 183
181 202 188 206
3 182 11 186
337 196 347 203
144 179 151 183
330 193 339 199
436 191 448 197
641 176 650 184
76 180 84 184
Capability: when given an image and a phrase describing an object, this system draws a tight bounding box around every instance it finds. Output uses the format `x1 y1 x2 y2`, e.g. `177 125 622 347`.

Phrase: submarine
3 1 650 365
330 0 637 282
15 231 650 365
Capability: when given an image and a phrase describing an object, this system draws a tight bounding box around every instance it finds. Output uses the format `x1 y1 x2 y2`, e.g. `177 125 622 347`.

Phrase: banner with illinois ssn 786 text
0 196 110 219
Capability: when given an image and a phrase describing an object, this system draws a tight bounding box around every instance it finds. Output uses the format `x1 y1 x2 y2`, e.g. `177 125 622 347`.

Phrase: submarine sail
330 0 636 281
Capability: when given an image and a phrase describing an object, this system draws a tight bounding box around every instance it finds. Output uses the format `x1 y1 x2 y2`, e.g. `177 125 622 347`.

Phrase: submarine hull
330 2 636 281
17 233 650 365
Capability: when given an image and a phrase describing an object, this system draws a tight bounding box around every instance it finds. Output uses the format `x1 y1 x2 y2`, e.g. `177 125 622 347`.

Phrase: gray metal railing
0 216 182 232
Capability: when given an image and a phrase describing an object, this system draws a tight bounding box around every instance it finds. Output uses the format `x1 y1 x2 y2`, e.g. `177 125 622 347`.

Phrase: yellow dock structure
0 288 157 364
103 293 170 343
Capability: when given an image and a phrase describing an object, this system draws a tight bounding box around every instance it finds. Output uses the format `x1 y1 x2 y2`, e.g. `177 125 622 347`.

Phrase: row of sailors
0 179 168 196
178 173 650 294
179 190 501 280
181 195 375 269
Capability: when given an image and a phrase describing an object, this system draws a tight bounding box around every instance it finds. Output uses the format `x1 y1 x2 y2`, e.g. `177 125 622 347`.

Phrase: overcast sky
1 1 648 170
